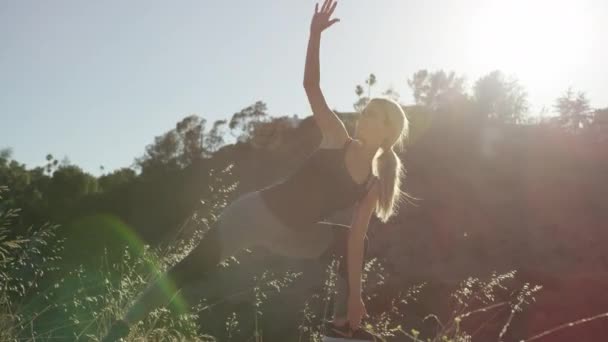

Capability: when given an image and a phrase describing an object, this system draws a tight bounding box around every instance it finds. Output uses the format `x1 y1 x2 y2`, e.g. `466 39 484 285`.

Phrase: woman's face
356 107 387 143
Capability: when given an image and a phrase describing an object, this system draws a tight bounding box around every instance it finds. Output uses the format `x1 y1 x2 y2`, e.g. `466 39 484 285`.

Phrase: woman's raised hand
310 0 340 34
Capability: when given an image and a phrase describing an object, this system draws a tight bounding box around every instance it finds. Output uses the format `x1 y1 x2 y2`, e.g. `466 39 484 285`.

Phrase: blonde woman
103 1 407 341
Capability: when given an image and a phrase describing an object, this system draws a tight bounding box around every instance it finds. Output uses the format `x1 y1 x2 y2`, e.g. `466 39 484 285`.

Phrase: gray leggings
122 190 368 325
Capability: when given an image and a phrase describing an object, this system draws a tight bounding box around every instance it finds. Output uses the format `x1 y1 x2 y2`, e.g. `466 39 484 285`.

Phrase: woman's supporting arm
346 181 380 329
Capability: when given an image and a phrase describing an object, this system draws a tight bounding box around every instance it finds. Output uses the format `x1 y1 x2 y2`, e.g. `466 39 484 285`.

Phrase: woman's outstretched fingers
321 0 330 13
311 0 340 33
327 18 340 29
328 1 338 17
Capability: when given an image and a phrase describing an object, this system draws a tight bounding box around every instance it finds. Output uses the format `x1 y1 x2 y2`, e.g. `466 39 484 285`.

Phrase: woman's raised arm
303 0 349 147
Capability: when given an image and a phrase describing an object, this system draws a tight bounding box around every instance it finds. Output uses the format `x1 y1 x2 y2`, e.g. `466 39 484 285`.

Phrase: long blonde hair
365 98 408 223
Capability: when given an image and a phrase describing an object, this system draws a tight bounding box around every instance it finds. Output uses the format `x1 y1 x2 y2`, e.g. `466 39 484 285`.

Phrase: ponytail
363 97 409 223
373 144 405 223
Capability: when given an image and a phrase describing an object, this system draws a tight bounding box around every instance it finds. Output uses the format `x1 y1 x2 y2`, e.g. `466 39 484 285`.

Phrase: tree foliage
228 101 269 142
408 69 466 111
555 88 592 130
473 70 529 123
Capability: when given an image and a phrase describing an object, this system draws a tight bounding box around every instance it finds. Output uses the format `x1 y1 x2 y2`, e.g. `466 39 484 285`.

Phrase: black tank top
259 138 376 231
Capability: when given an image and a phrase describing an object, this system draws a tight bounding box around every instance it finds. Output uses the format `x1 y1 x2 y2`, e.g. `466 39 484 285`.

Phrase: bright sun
466 0 593 84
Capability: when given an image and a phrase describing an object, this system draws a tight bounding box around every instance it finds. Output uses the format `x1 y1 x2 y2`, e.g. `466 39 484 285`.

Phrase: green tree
353 73 377 112
45 153 59 175
204 119 228 153
407 69 466 110
366 73 377 97
98 168 137 193
47 165 98 208
0 152 32 210
137 130 181 174
136 115 209 175
473 70 528 123
249 115 301 150
175 115 207 164
135 113 237 176
382 86 400 102
0 148 11 160
229 101 269 143
554 88 592 130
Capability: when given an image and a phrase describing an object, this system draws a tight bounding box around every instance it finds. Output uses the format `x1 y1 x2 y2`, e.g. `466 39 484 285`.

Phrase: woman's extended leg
102 191 270 341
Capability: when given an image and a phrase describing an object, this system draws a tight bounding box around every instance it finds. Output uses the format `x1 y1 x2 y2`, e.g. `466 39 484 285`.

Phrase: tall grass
0 185 65 341
2 177 607 341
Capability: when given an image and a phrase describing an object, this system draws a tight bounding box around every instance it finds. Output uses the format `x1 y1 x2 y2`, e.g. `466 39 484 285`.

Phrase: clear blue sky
2 0 606 175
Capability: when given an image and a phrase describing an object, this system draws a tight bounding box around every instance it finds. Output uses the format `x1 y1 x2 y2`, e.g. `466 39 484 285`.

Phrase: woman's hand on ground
347 294 368 330
310 0 340 34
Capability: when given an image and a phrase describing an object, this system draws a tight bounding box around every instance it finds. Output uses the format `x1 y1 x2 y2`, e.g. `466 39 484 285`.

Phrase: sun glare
466 0 593 84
